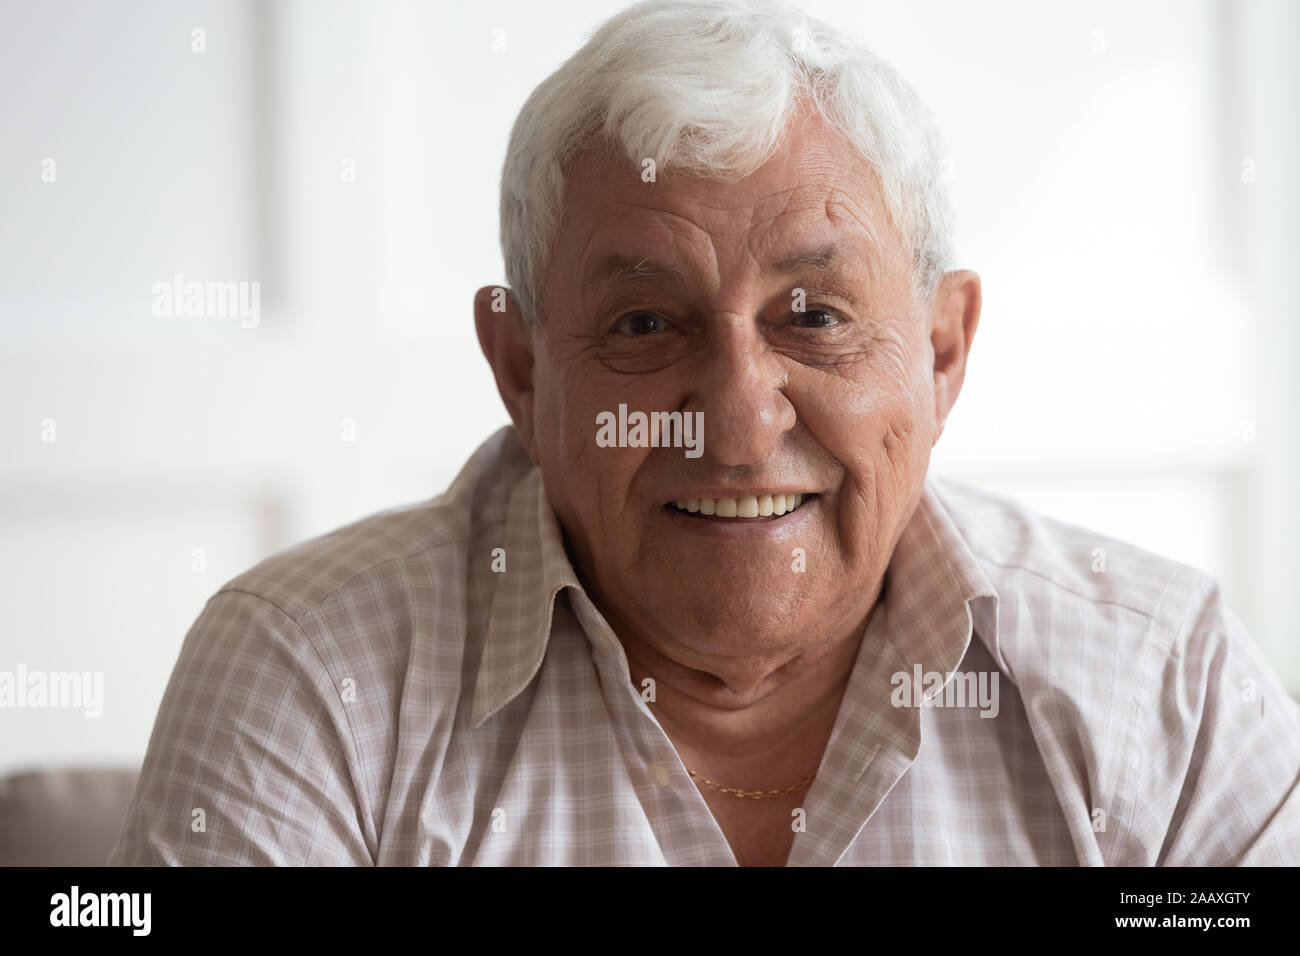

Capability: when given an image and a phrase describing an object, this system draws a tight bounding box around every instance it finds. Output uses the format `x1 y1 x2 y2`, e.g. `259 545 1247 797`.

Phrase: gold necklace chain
686 767 816 799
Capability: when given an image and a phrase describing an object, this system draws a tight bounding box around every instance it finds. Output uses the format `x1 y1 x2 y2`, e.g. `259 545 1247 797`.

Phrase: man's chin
624 583 817 651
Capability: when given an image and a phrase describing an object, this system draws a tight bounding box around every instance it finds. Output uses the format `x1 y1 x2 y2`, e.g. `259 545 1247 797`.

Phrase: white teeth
670 494 811 518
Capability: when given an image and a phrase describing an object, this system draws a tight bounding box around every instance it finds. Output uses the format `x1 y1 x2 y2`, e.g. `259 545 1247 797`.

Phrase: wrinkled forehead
551 126 904 298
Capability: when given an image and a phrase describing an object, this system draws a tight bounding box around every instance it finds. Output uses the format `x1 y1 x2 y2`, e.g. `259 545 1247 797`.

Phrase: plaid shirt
110 426 1300 865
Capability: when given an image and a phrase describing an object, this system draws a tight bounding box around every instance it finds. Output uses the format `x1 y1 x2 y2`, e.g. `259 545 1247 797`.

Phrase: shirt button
646 762 671 787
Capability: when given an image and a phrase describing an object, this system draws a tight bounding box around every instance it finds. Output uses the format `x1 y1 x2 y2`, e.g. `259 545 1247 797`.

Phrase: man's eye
791 308 843 329
613 311 669 335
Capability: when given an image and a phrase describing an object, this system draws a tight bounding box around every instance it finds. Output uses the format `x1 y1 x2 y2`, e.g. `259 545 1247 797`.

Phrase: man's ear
928 269 981 446
474 285 539 461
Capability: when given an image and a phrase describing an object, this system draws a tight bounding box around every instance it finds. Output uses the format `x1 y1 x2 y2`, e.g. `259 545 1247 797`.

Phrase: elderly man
112 0 1300 866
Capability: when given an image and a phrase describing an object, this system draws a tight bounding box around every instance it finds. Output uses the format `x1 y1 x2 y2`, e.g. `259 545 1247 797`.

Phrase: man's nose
685 318 796 468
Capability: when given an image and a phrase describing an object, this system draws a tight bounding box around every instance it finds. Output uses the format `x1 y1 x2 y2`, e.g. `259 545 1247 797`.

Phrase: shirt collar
471 435 999 728
878 478 1001 681
471 446 581 729
789 482 1001 864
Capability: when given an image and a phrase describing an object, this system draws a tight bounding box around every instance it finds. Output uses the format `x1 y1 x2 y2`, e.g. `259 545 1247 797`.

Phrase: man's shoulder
219 498 464 623
927 476 1300 865
928 474 1223 636
216 426 530 626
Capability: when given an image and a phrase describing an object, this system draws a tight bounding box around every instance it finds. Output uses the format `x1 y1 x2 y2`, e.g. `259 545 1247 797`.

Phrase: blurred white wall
1 0 1296 775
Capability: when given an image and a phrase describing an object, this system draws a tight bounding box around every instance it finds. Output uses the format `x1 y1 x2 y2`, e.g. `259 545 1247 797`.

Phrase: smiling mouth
664 493 816 520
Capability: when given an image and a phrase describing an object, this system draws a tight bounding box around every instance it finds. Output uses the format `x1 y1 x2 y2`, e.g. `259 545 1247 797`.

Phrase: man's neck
613 588 883 788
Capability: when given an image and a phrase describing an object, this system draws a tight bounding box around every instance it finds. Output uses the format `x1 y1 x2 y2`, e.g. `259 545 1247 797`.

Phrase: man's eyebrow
767 243 841 274
597 255 685 286
595 243 848 287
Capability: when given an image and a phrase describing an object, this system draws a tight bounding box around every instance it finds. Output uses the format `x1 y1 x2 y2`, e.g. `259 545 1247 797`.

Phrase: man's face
491 111 976 690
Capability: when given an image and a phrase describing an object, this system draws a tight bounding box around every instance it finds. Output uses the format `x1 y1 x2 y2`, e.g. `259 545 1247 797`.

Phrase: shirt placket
783 602 926 866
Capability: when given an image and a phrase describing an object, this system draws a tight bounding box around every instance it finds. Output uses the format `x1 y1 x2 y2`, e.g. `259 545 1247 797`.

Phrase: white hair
499 0 954 325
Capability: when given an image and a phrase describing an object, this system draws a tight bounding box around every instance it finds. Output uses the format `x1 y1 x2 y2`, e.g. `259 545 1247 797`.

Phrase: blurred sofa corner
0 766 139 866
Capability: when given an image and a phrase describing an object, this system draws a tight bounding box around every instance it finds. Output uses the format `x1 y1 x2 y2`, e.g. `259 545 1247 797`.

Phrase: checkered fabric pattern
110 426 1300 865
